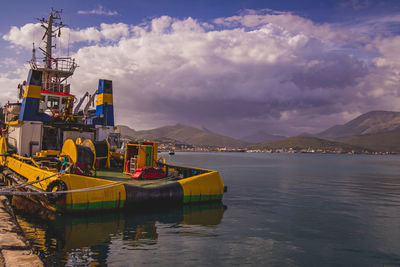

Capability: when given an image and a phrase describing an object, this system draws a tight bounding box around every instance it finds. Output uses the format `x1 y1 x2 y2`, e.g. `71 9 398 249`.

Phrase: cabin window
103 80 113 94
61 97 68 110
30 70 42 86
47 96 60 109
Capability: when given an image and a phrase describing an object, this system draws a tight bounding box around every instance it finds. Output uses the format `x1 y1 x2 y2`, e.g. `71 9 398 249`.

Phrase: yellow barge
1 145 225 212
0 9 225 213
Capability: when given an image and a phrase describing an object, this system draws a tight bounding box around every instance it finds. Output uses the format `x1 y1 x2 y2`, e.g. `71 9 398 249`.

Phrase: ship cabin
39 90 75 117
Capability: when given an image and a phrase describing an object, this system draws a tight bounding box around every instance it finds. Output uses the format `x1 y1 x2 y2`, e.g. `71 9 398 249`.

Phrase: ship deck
95 168 176 187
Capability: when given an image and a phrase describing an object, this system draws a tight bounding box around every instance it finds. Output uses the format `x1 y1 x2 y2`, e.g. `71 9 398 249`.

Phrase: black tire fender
46 180 68 203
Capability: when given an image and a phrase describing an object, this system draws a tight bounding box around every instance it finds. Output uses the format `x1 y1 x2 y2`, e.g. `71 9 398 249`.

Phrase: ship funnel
90 79 114 126
18 70 50 122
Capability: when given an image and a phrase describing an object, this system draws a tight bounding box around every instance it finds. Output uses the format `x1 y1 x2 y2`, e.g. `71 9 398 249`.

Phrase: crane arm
83 90 97 117
73 92 89 114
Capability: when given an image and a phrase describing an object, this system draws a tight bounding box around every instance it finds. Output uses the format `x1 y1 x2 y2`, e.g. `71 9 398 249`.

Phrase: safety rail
12 154 42 169
35 57 77 73
11 154 69 173
157 162 210 179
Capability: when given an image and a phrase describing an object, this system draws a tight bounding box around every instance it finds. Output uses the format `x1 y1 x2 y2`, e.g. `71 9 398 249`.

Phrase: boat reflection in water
13 197 226 265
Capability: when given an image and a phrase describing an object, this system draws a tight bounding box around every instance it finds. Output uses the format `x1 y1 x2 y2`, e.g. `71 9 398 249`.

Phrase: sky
1 0 400 138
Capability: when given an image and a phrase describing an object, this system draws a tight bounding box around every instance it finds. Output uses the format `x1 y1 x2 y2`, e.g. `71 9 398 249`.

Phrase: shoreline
159 150 398 155
0 195 43 267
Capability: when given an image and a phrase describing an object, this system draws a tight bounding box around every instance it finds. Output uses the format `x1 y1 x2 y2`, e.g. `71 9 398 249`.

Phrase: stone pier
0 196 43 267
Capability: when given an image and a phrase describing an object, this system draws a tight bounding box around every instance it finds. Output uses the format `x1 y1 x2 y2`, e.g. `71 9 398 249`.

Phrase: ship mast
32 8 77 93
44 11 54 69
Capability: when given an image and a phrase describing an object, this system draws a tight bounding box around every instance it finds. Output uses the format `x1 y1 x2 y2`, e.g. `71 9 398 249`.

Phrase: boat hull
2 156 225 213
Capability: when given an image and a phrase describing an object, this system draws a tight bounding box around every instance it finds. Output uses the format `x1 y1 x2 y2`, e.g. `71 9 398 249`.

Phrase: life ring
46 180 67 203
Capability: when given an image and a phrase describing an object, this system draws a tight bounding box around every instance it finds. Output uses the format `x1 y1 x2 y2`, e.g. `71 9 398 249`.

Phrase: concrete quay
0 196 43 267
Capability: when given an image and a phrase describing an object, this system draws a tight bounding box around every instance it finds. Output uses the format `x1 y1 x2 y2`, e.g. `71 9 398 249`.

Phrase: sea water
16 153 400 266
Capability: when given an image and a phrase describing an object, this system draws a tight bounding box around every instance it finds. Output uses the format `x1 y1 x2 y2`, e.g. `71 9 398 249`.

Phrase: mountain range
317 111 400 140
315 111 400 152
252 111 400 152
240 131 286 143
116 110 400 152
116 124 248 148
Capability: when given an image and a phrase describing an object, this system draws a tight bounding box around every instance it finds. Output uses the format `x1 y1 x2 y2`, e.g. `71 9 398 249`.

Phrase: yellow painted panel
23 85 42 99
103 93 113 105
6 156 57 191
96 93 113 106
137 146 147 168
96 94 102 106
8 121 23 126
152 143 158 167
61 139 78 165
35 150 60 158
0 137 7 165
5 156 126 208
61 174 126 205
178 171 225 197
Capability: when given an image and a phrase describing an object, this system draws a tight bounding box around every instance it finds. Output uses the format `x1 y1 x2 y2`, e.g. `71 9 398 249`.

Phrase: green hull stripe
65 200 126 211
183 194 223 203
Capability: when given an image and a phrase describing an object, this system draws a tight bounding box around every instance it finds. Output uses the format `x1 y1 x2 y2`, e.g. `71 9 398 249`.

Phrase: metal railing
34 57 77 73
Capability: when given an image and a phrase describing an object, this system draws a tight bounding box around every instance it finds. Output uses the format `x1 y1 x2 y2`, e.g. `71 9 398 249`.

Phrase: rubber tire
46 180 67 203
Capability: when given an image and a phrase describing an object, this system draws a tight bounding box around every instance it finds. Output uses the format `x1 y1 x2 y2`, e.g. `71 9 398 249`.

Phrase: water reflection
14 200 226 265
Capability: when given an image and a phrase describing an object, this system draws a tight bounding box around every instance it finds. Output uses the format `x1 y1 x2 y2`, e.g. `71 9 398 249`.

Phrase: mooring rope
0 181 124 196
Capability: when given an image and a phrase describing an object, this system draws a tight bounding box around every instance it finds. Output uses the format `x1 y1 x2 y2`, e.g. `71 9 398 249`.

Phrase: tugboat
0 9 225 213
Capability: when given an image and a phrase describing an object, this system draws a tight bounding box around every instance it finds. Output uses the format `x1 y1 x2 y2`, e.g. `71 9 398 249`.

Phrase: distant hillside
250 136 366 152
241 130 286 143
116 125 137 138
341 129 400 152
116 111 400 151
318 111 400 140
298 132 314 137
116 124 248 148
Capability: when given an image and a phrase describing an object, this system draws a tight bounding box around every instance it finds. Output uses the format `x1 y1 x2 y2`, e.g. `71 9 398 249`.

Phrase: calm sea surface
15 152 400 266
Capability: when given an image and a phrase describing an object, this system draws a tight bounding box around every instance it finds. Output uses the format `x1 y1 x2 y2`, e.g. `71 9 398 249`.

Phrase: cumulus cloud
3 23 43 48
2 10 400 136
3 22 130 49
214 9 346 42
77 5 118 16
0 64 31 103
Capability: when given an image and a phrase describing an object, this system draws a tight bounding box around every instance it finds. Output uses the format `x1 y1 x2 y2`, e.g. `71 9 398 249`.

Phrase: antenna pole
45 12 53 69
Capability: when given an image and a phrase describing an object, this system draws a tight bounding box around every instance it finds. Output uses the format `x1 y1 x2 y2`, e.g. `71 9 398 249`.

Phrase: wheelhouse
39 91 75 114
